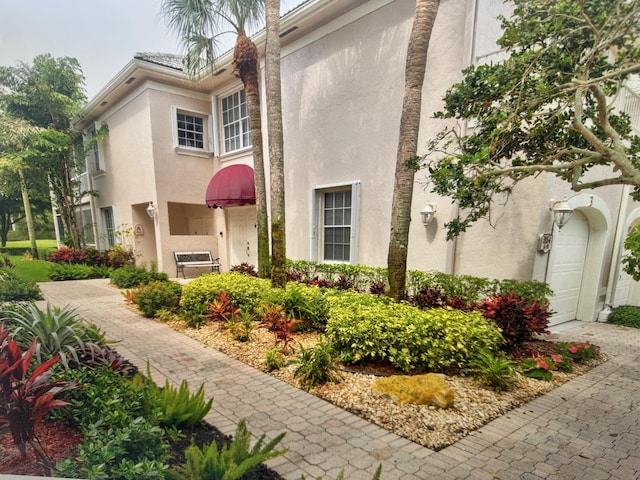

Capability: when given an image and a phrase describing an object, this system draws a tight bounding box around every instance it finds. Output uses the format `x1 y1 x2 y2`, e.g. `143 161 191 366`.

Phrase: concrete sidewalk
38 279 640 480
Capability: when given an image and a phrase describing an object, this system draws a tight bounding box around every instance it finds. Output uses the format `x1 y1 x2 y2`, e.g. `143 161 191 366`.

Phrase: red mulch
0 421 82 476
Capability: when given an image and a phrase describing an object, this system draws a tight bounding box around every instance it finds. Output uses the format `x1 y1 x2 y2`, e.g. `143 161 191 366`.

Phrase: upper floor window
221 90 251 153
177 112 205 149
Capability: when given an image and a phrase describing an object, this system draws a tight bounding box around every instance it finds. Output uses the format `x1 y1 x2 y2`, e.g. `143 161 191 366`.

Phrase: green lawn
2 240 57 283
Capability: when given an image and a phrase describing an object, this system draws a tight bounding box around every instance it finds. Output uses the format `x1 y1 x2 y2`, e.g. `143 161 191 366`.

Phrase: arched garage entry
546 194 610 326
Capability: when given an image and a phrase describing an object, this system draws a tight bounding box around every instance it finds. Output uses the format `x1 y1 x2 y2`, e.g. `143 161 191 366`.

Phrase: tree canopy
427 0 640 239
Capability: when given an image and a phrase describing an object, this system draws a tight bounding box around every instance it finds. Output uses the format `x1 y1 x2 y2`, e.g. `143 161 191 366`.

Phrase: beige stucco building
71 0 640 327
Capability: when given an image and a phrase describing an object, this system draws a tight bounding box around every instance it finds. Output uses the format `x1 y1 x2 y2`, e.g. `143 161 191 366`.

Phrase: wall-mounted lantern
146 201 156 219
420 203 437 227
549 196 573 229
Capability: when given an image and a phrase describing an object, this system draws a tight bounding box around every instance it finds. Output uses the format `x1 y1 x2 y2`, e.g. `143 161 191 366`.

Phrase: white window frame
218 88 252 156
310 181 360 264
171 106 212 158
101 207 116 248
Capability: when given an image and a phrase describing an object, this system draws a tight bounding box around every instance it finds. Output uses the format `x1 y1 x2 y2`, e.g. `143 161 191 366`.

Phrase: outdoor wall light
146 201 156 219
420 203 437 227
549 196 573 229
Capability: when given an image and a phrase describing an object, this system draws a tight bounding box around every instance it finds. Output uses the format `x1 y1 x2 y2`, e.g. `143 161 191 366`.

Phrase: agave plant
0 303 106 369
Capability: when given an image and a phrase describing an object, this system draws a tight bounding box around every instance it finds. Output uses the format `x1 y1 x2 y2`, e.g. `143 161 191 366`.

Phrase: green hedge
287 260 552 305
325 290 503 373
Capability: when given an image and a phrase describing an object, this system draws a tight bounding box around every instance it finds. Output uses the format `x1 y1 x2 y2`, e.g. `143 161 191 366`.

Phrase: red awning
205 164 256 208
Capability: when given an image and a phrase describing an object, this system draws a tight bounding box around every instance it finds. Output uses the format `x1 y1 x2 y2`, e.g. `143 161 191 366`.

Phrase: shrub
557 341 599 363
0 269 42 301
0 326 76 473
608 305 640 328
465 349 516 392
48 246 134 268
110 264 169 288
48 263 94 281
289 339 340 389
134 281 182 318
230 262 258 277
477 292 552 349
48 246 85 264
177 419 286 480
52 365 170 479
281 283 329 331
326 291 503 372
180 272 272 317
0 303 106 369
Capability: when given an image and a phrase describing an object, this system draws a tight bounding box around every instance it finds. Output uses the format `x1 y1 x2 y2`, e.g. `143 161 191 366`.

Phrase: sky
0 0 299 101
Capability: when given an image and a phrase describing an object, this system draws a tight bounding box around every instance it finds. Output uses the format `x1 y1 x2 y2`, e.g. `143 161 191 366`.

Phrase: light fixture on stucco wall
549 196 573 229
146 201 156 219
420 203 437 227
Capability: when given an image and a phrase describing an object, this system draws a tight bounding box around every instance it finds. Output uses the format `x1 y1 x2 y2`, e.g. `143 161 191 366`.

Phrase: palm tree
387 0 440 300
162 0 271 278
264 0 286 287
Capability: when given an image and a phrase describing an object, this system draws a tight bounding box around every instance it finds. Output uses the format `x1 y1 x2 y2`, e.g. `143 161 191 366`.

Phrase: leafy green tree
427 0 640 239
162 0 271 278
265 0 286 288
387 0 441 300
622 223 640 281
0 54 87 249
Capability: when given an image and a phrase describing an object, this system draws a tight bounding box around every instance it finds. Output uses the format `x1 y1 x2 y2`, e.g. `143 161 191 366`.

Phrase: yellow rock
371 373 454 408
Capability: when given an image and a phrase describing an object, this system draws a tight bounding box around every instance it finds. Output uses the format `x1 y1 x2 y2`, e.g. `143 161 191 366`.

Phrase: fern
181 419 287 480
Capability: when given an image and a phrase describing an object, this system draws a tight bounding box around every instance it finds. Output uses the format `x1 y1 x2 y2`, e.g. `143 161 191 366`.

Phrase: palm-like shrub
0 303 106 369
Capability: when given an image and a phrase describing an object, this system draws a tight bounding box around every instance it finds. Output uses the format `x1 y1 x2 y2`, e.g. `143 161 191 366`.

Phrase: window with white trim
221 89 251 153
101 207 115 247
311 182 360 264
177 112 205 149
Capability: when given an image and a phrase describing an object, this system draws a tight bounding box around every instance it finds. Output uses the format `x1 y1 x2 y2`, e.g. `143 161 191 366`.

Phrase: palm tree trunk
18 170 39 259
265 0 286 287
387 0 440 300
234 34 271 278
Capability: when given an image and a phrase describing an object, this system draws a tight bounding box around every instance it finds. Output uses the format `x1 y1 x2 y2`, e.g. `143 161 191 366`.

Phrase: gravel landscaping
168 320 606 451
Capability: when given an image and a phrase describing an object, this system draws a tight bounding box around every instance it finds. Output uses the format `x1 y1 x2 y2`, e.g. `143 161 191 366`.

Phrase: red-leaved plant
0 325 76 474
259 304 300 354
206 292 240 323
477 292 552 349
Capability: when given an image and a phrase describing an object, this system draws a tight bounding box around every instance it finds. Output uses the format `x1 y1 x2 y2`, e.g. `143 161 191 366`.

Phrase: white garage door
548 211 589 325
227 206 258 268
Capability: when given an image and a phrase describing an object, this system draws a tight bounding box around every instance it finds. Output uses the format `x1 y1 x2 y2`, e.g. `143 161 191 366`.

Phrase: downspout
599 184 631 321
446 0 479 274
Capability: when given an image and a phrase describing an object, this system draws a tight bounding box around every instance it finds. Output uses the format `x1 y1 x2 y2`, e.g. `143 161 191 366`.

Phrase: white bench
174 251 220 278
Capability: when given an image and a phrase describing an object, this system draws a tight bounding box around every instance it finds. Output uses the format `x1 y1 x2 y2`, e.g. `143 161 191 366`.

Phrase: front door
226 206 258 268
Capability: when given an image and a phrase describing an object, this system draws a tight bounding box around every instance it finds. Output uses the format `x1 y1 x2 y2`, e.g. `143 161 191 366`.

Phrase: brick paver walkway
37 279 640 480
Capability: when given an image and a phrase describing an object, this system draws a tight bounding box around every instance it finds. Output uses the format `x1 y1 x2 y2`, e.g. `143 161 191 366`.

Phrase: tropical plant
0 326 76 473
557 341 599 363
177 419 286 480
144 365 214 430
206 291 241 323
465 349 516 392
427 0 640 238
477 292 552 349
230 262 258 277
161 0 270 279
387 0 441 300
226 310 255 342
259 303 299 354
289 339 340 389
519 357 554 381
0 302 105 369
263 346 285 372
